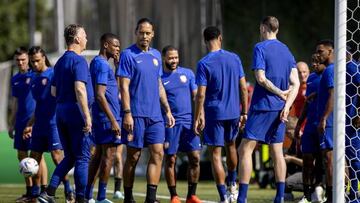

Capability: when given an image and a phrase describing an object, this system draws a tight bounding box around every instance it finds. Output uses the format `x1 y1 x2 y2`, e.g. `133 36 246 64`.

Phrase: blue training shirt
161 66 197 124
317 63 334 127
250 39 296 111
196 49 245 120
11 71 36 123
90 55 121 123
31 67 56 124
305 72 322 124
52 51 94 106
116 44 162 119
346 60 360 120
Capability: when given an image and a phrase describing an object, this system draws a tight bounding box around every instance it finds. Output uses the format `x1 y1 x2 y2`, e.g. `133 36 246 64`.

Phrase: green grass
0 132 302 202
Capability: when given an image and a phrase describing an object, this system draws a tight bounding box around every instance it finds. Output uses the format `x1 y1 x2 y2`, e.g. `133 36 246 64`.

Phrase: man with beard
161 45 201 203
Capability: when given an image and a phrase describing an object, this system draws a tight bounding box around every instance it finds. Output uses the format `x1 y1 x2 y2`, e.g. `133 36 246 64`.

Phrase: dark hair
162 45 178 56
28 46 51 67
261 16 279 32
100 33 119 46
311 53 320 63
203 26 221 42
135 18 154 32
13 47 28 57
316 39 334 49
64 24 84 46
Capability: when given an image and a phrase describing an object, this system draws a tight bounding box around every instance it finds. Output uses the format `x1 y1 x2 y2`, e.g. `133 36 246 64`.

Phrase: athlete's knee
150 148 164 163
126 149 141 164
165 155 177 167
188 153 200 168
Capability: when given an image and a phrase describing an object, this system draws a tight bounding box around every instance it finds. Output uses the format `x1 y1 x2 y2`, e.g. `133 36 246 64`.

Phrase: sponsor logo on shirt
153 58 159 67
180 75 187 83
52 143 59 146
14 82 19 85
163 81 170 85
136 60 142 64
25 78 31 84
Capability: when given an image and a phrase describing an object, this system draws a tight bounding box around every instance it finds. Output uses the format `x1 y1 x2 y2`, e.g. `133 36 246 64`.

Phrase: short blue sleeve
196 62 208 86
74 58 89 83
252 45 265 70
236 55 245 78
95 62 108 85
325 69 334 89
189 70 198 91
117 51 134 79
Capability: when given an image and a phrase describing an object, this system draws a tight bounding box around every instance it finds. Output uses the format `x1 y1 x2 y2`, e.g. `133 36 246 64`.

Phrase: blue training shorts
14 119 31 151
319 127 333 150
31 122 63 152
244 110 285 144
203 118 240 147
93 120 123 145
164 122 201 155
121 117 165 148
301 122 321 154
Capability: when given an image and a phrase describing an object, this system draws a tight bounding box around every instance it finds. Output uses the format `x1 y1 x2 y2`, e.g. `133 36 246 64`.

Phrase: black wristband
123 109 131 114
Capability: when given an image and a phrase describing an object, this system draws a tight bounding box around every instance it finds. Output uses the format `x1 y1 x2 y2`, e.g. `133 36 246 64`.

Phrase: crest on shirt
127 133 134 142
42 78 47 85
153 58 159 67
180 75 187 83
25 78 31 84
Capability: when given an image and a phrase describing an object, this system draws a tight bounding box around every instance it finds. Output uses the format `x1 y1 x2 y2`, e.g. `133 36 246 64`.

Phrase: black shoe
124 198 136 203
38 192 56 203
65 191 75 203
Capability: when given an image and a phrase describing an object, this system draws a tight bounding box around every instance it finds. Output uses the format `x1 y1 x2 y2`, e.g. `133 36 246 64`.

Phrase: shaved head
296 61 310 83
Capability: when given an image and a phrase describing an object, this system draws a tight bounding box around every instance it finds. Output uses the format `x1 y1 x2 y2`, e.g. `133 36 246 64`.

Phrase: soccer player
23 46 74 202
161 45 201 203
38 24 93 203
315 40 334 203
194 26 248 203
85 33 121 203
237 16 299 203
345 49 360 202
9 47 47 203
117 18 175 203
294 54 326 203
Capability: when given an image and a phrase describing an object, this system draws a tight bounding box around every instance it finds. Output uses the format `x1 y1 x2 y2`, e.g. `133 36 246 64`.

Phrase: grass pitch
0 132 302 202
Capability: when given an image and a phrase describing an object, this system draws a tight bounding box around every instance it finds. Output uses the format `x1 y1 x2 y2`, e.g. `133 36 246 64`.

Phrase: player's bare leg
225 141 238 202
323 149 333 203
123 146 141 202
146 143 164 202
237 139 257 203
113 144 124 199
186 150 201 202
270 142 286 203
96 144 116 201
208 146 228 201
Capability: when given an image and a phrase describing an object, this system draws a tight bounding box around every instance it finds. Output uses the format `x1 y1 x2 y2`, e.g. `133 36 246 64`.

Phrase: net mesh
345 0 360 201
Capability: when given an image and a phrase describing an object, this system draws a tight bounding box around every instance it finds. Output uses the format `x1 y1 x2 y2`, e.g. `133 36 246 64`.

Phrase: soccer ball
19 158 39 177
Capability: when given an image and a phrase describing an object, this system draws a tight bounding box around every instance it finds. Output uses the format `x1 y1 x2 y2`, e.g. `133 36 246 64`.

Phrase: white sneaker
219 199 229 203
298 196 311 203
87 199 96 203
95 199 113 203
311 186 326 203
226 183 238 203
113 191 124 199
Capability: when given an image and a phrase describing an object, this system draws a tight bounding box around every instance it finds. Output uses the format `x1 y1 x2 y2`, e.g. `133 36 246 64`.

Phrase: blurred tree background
0 0 334 79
